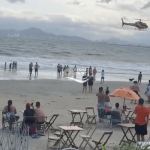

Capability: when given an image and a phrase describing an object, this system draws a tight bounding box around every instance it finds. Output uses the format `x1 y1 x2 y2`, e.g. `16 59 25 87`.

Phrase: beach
0 79 149 150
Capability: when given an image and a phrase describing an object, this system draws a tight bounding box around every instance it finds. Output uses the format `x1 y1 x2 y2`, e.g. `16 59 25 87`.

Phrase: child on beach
101 70 105 83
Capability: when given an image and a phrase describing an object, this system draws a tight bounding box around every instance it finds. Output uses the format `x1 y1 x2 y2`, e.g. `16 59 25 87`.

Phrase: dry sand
0 79 149 150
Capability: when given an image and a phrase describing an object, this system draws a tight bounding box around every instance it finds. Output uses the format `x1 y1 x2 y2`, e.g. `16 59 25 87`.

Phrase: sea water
0 37 149 82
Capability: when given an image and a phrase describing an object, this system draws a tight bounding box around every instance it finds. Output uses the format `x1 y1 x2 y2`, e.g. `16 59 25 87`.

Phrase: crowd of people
4 62 17 71
1 79 150 142
57 64 105 82
82 67 105 92
2 100 45 131
3 61 40 77
96 81 150 142
29 62 40 77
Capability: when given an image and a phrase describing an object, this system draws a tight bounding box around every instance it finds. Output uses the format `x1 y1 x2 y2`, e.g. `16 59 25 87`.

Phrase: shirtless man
34 62 40 76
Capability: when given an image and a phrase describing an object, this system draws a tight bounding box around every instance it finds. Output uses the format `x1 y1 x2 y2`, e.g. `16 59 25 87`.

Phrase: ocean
0 37 149 82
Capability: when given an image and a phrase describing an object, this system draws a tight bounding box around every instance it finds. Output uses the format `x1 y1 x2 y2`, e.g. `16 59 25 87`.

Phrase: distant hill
0 27 90 42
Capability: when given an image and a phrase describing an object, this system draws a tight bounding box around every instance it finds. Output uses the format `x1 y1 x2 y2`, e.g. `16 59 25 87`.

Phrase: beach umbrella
110 88 139 106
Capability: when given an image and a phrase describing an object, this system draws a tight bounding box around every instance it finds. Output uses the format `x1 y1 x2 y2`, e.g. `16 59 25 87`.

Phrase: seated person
2 100 17 127
34 102 46 124
113 103 123 116
23 103 35 125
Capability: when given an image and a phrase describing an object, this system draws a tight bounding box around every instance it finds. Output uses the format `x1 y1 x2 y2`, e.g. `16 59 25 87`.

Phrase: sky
0 0 150 44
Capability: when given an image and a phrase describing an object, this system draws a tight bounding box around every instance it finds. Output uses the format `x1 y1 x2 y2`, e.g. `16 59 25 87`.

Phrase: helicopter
121 18 149 31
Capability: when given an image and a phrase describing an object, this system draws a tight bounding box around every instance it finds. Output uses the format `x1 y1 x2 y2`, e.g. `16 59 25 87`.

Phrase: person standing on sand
130 81 140 96
130 81 140 103
138 72 142 84
29 62 33 77
34 62 40 76
101 70 105 83
135 98 149 142
96 87 105 106
4 62 7 70
104 90 111 107
60 65 63 76
57 64 60 76
88 75 94 92
15 61 17 70
86 68 88 76
89 66 92 76
12 62 15 71
9 63 11 71
96 87 105 121
63 65 66 72
82 73 88 92
93 67 97 80
145 81 150 103
73 65 77 78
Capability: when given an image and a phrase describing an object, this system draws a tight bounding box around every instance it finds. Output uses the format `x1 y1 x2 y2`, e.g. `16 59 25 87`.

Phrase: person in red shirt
135 98 149 141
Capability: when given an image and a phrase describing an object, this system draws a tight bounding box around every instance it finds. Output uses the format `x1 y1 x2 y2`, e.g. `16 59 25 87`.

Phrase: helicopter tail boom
121 18 125 27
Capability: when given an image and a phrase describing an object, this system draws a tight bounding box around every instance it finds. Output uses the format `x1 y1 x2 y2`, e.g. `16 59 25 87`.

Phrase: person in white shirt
73 66 77 78
101 70 105 83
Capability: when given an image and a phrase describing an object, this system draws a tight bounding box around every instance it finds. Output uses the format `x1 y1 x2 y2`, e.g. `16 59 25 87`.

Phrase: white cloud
99 0 113 3
6 0 25 3
141 2 150 9
0 0 149 44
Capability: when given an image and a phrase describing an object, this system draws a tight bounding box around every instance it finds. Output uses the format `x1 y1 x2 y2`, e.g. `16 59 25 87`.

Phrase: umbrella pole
123 98 125 106
123 98 126 111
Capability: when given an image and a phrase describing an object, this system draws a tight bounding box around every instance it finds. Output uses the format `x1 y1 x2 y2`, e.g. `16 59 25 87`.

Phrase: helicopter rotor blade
142 20 150 21
135 19 141 21
134 18 150 21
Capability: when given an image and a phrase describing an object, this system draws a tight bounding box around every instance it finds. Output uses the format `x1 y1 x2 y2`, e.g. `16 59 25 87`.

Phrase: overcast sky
0 0 150 44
